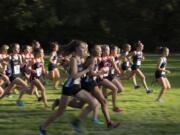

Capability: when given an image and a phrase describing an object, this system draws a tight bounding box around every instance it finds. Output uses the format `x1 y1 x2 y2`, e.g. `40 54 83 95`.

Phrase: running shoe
134 85 141 89
16 100 24 107
113 107 123 112
155 98 164 103
107 121 120 129
39 127 46 135
71 118 83 133
38 97 43 102
92 118 104 125
146 89 153 94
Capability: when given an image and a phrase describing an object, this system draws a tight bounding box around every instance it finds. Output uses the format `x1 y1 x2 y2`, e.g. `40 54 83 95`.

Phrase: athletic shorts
121 63 129 71
131 64 140 71
81 78 98 92
9 75 16 82
62 84 81 96
104 74 115 81
155 70 166 79
95 76 103 84
48 63 57 71
30 74 40 82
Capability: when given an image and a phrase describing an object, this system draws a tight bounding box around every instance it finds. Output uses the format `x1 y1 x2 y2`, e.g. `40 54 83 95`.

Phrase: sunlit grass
0 55 180 135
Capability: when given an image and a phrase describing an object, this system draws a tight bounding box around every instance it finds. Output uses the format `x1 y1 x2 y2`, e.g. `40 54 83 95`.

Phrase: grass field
0 55 180 135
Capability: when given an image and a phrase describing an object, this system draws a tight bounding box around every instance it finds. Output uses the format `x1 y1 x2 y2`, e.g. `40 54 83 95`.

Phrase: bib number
93 76 97 81
126 62 129 67
14 65 20 75
74 78 81 85
137 60 141 66
162 71 166 75
111 69 115 74
103 67 109 77
36 68 42 77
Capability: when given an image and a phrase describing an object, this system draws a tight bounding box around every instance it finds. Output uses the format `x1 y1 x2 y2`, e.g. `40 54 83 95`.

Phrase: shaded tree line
0 0 180 52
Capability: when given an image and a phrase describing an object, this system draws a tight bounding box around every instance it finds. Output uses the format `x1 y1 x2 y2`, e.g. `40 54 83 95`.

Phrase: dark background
0 0 180 52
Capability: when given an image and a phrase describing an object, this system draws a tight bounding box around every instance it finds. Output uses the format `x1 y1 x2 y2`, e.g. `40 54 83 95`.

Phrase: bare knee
162 85 167 90
100 98 108 108
114 80 124 92
90 99 98 110
55 70 60 79
50 71 55 78
0 88 4 97
38 83 45 91
140 75 146 81
118 86 124 93
111 85 118 93
57 105 66 112
15 77 22 83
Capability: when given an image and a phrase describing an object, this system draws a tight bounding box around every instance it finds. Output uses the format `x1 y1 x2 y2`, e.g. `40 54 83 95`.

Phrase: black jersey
132 51 143 66
64 64 84 87
9 54 21 76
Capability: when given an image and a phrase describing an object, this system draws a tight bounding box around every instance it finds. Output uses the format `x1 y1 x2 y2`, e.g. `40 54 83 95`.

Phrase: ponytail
156 46 168 54
64 40 86 55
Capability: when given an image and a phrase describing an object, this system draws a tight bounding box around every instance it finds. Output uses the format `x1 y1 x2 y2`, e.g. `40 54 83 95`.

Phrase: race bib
111 69 115 74
64 78 73 87
103 67 109 77
93 76 97 81
126 62 129 67
73 78 81 85
137 60 141 66
162 71 166 75
100 74 104 79
14 65 20 75
36 68 42 77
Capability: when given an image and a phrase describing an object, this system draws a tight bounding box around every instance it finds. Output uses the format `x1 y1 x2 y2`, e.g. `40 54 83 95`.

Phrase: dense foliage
0 0 180 52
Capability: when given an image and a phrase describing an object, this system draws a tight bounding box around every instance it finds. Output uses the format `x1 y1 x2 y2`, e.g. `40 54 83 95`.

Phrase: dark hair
1 44 9 50
89 45 100 57
7 43 20 53
34 48 41 56
156 46 168 54
110 44 118 51
50 41 59 51
134 41 143 49
64 40 86 54
11 43 20 49
24 45 31 50
101 44 109 52
32 40 38 45
32 40 41 49
83 56 93 69
123 43 131 50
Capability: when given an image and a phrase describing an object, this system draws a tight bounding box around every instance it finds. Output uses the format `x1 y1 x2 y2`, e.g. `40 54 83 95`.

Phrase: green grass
0 55 180 135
